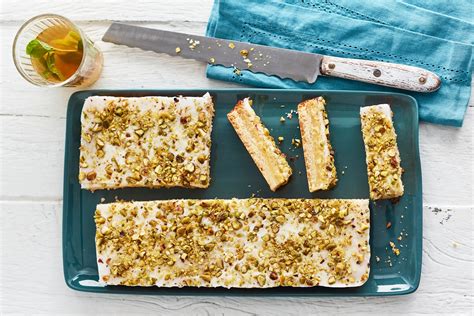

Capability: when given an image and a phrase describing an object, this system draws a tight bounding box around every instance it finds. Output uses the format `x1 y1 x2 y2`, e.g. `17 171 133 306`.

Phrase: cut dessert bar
360 104 404 200
79 93 214 190
227 98 292 191
95 198 370 288
298 97 337 192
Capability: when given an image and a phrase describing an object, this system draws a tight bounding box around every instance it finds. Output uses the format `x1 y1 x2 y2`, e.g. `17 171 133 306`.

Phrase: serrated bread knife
103 22 441 92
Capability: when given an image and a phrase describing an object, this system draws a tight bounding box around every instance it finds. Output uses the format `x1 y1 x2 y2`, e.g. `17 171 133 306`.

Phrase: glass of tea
12 14 103 87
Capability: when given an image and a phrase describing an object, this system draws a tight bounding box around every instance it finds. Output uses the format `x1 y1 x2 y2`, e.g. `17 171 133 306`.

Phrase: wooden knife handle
320 56 441 93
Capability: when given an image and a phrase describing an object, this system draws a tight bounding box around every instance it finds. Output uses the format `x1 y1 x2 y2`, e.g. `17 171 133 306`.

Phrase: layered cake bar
298 97 337 192
227 98 292 191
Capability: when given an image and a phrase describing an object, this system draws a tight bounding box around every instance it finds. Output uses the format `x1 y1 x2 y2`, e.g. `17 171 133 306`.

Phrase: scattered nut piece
389 241 400 256
291 138 301 147
86 171 97 181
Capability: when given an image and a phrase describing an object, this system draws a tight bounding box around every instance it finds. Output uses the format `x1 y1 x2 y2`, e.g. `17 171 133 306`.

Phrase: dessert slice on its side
79 93 214 190
360 104 404 200
298 97 337 192
95 198 370 288
227 98 292 191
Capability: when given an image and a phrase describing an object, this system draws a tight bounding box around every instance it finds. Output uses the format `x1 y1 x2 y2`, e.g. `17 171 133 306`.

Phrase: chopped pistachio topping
79 94 214 190
95 198 370 288
360 104 404 200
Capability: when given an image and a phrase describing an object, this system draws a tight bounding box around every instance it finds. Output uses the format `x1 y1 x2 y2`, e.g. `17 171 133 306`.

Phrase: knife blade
102 23 441 92
103 22 322 83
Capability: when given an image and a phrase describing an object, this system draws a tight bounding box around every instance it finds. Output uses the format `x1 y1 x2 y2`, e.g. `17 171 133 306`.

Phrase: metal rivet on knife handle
328 63 336 69
418 76 426 84
373 69 381 77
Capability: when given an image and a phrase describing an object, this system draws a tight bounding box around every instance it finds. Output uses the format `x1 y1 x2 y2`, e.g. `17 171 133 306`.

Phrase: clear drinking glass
12 14 103 87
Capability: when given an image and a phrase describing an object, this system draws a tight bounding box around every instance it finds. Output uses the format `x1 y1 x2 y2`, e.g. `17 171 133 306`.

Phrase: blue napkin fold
403 0 474 24
206 0 473 126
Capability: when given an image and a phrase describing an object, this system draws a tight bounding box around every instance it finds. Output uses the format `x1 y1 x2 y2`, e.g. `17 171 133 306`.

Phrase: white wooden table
1 1 473 315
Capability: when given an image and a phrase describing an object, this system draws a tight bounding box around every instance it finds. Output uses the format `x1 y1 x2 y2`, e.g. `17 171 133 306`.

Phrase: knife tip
102 22 119 42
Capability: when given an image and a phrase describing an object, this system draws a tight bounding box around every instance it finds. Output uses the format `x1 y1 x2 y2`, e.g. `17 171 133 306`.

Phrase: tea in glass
13 14 103 87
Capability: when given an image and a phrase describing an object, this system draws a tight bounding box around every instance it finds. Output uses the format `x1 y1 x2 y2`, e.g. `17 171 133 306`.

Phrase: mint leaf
46 52 64 81
26 39 52 58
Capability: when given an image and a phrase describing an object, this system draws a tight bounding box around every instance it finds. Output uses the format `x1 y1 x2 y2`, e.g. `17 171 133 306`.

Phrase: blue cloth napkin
206 0 473 126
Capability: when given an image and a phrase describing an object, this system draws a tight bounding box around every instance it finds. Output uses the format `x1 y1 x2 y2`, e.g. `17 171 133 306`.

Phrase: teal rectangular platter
63 89 422 296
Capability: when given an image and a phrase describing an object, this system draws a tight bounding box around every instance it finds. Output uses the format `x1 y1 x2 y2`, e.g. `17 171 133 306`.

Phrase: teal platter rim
63 88 422 296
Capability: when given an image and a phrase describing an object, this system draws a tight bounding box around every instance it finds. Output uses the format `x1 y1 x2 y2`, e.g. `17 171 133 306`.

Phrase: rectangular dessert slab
63 89 422 296
95 198 370 288
298 97 337 192
79 93 214 190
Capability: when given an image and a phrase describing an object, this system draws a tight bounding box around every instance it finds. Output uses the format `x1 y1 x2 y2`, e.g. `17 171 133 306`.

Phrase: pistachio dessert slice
227 98 292 191
298 97 337 192
79 93 214 190
360 104 404 200
95 198 370 288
